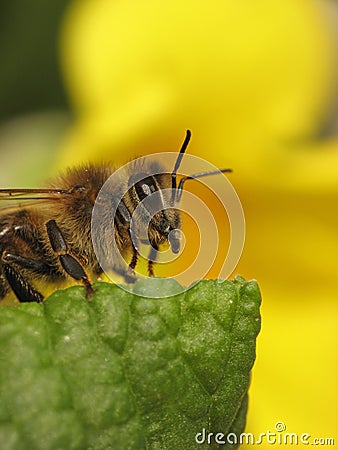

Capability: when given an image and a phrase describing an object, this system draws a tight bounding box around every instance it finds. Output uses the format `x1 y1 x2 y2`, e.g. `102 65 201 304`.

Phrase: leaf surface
0 277 261 449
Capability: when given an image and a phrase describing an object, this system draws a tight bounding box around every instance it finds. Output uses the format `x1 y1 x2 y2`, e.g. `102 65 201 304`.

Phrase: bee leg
2 259 43 303
128 247 138 274
147 244 158 277
3 253 53 275
46 220 93 298
112 266 136 284
0 274 9 300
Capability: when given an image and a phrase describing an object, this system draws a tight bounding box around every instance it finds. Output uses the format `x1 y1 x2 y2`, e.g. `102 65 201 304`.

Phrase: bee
0 130 231 303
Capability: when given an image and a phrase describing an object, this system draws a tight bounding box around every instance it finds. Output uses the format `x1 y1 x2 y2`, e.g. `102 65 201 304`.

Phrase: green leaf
0 277 261 450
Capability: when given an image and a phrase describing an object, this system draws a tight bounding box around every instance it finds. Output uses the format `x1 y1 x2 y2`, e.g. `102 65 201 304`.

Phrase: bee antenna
171 130 192 204
176 168 232 202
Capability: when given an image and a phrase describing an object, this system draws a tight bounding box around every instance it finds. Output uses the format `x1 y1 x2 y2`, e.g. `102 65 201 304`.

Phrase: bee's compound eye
168 229 181 254
139 182 152 197
130 174 157 201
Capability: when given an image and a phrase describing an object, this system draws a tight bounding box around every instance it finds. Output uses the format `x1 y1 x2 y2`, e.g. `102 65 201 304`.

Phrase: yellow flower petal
58 0 338 442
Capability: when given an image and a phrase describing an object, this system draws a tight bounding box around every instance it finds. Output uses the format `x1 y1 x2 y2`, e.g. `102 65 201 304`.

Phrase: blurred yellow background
0 0 337 447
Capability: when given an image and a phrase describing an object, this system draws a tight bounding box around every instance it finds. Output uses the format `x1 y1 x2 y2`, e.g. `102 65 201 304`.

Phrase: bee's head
124 130 231 254
127 171 181 253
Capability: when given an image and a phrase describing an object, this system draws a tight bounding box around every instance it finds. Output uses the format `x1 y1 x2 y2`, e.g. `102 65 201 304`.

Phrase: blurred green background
0 0 68 119
0 0 70 186
0 1 337 449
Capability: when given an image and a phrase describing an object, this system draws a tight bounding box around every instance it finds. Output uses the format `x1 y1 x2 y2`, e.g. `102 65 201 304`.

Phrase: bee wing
0 188 70 199
0 188 70 213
